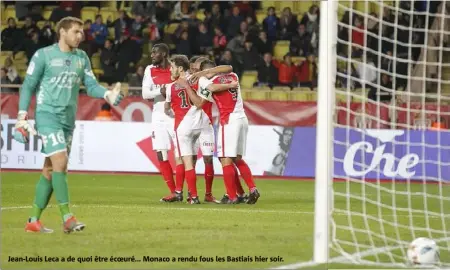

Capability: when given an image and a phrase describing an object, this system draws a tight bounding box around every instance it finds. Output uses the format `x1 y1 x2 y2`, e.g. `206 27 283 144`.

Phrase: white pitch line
0 204 308 215
1 205 448 219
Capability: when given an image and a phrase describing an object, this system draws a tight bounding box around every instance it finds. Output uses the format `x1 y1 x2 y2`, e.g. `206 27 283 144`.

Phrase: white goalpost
313 0 450 268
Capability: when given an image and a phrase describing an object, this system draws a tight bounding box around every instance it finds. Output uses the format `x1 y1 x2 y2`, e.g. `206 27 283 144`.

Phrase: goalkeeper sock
159 161 176 193
204 163 214 194
175 164 185 192
222 165 237 200
235 159 256 191
233 166 245 196
185 169 198 198
51 172 73 222
29 175 53 222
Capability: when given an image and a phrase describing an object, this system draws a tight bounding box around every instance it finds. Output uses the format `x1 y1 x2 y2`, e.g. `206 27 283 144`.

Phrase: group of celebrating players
12 16 260 234
142 43 260 205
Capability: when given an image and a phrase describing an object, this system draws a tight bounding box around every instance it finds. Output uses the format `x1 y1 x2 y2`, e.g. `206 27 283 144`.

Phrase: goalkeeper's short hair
55 16 83 40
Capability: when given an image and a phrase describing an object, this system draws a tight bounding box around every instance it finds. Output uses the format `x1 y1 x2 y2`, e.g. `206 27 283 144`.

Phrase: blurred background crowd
1 0 320 94
1 0 448 103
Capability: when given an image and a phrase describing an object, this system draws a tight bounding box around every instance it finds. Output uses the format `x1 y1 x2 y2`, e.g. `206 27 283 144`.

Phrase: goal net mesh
331 0 450 266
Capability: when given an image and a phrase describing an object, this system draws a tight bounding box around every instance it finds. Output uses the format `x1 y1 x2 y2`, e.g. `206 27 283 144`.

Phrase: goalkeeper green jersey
18 44 108 129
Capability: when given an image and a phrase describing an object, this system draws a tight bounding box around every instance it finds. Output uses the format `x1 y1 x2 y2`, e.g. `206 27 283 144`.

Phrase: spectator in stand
242 39 260 71
49 2 76 23
205 3 227 33
300 5 319 54
219 49 242 78
296 54 317 89
129 65 145 87
279 7 298 40
116 31 135 82
235 1 254 19
290 24 312 57
95 103 114 121
366 12 380 53
130 1 148 18
107 10 130 44
25 31 44 64
213 26 227 55
226 34 246 60
239 21 249 38
176 31 192 58
431 117 447 130
381 51 394 75
246 16 260 36
337 10 351 56
1 18 23 51
352 55 377 93
227 5 244 39
40 20 56 46
196 22 213 55
351 15 364 57
263 7 280 43
100 39 118 85
394 12 412 89
90 15 109 52
128 15 146 64
174 19 190 40
173 1 192 21
130 14 145 43
374 73 393 102
300 5 319 36
0 67 14 93
80 19 95 57
14 1 29 21
4 57 21 84
187 9 201 27
146 21 161 42
255 52 278 89
23 16 40 38
273 53 298 89
154 1 171 35
28 5 44 22
255 31 273 55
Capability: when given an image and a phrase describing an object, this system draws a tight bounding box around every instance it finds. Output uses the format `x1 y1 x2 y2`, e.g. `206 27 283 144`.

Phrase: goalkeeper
14 16 124 234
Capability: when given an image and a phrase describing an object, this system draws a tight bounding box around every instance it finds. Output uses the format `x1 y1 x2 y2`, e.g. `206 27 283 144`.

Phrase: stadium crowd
335 0 448 101
1 0 320 92
1 1 448 102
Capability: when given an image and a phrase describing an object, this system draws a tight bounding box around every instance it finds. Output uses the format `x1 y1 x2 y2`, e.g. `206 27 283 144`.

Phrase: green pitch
1 172 449 269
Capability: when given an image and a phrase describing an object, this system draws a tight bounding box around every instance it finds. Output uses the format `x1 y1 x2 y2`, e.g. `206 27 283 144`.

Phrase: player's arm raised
189 65 233 83
206 81 238 93
82 51 123 105
178 77 208 108
142 66 160 100
15 50 46 142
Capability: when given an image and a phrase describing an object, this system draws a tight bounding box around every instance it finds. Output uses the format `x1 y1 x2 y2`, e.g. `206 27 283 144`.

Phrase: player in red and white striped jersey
185 60 260 204
190 57 248 203
141 43 177 202
165 55 237 204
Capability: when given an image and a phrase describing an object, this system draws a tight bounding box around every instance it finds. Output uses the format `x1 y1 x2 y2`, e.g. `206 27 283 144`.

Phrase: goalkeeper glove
13 111 37 144
104 82 124 106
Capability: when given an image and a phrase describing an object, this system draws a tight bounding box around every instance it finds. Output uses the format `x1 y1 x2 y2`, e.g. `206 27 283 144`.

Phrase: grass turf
1 172 449 269
1 172 311 269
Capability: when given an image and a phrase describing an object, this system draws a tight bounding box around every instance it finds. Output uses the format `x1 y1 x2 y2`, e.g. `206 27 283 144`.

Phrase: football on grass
407 237 440 266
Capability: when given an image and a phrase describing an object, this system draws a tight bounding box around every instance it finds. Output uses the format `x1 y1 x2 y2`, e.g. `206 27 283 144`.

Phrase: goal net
314 0 450 267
